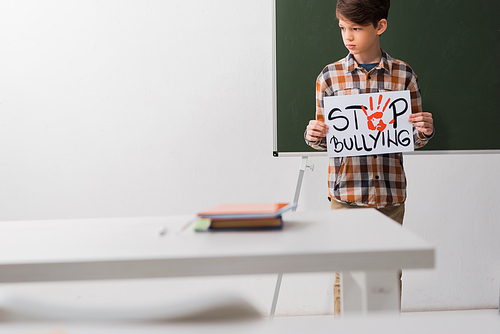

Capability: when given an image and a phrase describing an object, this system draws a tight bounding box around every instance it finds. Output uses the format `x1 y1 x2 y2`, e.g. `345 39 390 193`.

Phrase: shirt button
375 175 380 180
367 75 371 80
373 155 377 159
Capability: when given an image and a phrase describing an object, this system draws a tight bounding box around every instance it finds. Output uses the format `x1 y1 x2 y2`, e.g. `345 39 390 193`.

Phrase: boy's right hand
305 120 329 142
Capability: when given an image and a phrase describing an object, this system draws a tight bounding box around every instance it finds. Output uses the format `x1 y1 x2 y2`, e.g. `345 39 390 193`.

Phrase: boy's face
338 16 387 63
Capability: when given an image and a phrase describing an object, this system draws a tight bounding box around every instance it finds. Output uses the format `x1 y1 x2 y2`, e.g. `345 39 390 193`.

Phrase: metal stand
269 271 283 320
293 156 314 205
269 156 313 319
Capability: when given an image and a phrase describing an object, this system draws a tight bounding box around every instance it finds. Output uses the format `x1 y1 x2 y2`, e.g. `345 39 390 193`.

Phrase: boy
304 0 434 313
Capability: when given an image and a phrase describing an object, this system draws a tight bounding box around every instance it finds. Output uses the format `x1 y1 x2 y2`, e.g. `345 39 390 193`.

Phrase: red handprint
361 95 394 132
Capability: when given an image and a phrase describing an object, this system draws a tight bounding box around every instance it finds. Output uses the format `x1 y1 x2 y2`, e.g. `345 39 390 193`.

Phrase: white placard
324 91 414 157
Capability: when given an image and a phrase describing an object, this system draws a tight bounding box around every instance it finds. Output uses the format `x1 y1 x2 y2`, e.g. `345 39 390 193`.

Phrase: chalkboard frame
272 0 500 157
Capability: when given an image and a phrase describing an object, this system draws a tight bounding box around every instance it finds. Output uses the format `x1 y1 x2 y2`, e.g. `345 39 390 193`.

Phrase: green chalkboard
273 0 500 156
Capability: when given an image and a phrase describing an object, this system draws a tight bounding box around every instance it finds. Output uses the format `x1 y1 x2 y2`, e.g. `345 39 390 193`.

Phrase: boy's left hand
409 112 434 137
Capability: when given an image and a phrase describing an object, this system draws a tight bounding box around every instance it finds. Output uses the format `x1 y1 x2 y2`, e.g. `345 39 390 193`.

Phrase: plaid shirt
305 50 432 207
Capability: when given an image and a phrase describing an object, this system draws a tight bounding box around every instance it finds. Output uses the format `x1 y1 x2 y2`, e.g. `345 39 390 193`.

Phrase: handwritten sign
324 91 414 157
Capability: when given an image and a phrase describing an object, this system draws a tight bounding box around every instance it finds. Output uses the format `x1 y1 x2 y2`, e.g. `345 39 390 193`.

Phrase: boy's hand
409 112 434 137
306 120 329 142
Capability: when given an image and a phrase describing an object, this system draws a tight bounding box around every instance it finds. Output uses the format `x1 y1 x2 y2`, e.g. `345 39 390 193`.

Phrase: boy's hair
336 0 390 27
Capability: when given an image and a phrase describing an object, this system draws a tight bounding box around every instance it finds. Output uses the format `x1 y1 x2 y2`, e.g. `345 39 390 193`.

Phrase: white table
0 210 434 315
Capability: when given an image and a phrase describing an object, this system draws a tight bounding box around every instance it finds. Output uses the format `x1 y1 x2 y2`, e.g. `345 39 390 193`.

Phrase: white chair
0 291 261 322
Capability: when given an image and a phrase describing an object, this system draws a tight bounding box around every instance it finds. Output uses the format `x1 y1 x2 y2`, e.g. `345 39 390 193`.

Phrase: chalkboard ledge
273 150 500 157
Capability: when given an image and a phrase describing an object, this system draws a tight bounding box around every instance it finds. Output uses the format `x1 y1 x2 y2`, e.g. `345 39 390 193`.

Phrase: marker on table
158 226 167 236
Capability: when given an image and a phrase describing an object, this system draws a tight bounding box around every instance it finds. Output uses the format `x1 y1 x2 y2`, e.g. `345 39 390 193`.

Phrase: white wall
0 0 498 316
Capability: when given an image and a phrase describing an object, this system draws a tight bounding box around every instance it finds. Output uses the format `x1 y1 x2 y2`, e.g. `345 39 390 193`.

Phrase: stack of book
195 202 296 232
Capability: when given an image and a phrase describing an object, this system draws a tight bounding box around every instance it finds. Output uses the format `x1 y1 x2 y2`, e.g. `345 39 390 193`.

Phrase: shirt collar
344 49 392 74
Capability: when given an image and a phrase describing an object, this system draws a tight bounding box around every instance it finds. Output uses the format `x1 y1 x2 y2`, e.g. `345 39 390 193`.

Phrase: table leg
341 270 400 314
